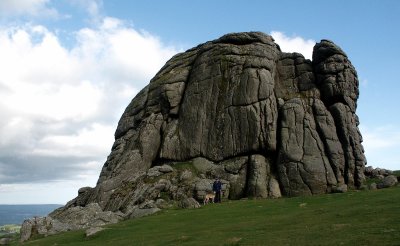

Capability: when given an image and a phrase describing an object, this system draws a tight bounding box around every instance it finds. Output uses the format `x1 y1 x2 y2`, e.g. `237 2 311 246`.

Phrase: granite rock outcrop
21 32 367 241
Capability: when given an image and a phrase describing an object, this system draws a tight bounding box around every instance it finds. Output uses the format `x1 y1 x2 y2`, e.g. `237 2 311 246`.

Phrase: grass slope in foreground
18 186 400 246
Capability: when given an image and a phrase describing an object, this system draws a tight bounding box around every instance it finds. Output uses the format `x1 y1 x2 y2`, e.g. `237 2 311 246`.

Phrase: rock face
21 32 367 240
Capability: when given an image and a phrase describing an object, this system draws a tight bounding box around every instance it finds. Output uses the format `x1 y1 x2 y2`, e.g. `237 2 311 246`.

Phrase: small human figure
212 178 222 203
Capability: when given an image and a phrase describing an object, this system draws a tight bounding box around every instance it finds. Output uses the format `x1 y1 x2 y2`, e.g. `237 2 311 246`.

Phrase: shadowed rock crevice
21 32 367 241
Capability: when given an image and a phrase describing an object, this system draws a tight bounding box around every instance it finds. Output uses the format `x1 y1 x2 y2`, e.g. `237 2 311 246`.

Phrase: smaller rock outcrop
364 166 393 179
20 203 123 242
377 175 398 189
20 217 71 242
179 198 201 209
364 166 398 189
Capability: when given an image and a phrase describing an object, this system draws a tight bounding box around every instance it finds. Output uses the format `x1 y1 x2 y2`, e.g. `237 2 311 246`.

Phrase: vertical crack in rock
313 39 365 188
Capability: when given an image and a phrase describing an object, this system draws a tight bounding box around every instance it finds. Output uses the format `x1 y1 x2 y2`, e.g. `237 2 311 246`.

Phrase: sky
0 0 399 204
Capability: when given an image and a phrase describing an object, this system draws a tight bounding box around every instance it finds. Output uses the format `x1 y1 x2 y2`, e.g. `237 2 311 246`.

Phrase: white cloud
32 123 115 158
0 17 179 203
359 125 400 170
271 31 315 60
0 0 60 18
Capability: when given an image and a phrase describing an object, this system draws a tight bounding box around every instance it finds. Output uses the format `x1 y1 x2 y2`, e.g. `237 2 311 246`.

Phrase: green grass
365 177 381 186
15 186 400 246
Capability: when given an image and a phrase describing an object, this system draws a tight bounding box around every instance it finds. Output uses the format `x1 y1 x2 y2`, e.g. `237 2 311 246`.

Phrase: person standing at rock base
213 178 222 203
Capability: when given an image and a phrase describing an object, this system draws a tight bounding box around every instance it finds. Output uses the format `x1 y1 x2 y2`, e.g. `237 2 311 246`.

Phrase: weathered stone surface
268 176 282 198
247 155 275 198
146 164 173 177
193 178 215 200
49 203 123 227
154 198 169 208
277 98 337 196
365 166 393 178
313 40 359 112
329 103 365 188
22 31 368 241
85 227 104 237
20 216 72 242
146 167 162 177
377 175 398 189
129 207 161 219
20 202 125 241
180 170 193 181
179 198 201 209
332 184 348 193
158 165 174 173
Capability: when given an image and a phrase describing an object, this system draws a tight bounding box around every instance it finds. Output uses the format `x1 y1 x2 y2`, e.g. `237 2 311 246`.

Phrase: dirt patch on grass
226 237 242 245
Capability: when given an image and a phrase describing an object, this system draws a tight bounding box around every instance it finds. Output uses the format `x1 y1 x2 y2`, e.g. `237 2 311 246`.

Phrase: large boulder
22 31 367 240
377 175 398 189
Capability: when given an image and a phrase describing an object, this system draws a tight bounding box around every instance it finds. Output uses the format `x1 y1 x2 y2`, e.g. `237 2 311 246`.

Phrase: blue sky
0 0 399 204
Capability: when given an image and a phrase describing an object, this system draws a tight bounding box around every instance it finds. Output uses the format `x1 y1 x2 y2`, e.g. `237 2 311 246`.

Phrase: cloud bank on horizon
0 0 397 204
0 0 180 203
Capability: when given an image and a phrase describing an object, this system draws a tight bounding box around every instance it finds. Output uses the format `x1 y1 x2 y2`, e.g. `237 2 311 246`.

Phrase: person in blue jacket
212 178 222 203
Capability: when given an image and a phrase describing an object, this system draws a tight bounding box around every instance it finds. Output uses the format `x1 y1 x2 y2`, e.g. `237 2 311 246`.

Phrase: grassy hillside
15 186 400 246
